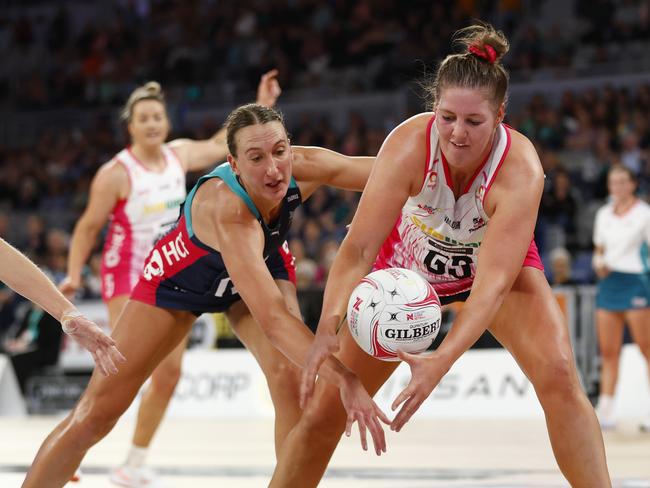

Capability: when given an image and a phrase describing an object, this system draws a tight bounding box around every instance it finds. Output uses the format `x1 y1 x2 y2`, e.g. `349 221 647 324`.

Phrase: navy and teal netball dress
131 163 299 315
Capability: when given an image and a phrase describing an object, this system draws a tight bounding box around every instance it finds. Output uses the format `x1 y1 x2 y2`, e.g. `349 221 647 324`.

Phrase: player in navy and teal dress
131 161 300 315
23 103 390 488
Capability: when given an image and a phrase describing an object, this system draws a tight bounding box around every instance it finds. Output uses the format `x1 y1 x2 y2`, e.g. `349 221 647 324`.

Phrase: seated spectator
1 303 63 394
549 247 577 286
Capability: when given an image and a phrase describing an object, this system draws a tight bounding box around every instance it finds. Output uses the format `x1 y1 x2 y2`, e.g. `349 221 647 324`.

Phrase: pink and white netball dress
101 145 186 301
375 116 542 302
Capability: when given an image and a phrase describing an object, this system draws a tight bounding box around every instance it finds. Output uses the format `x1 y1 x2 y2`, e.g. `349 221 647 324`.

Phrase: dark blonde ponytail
427 22 510 110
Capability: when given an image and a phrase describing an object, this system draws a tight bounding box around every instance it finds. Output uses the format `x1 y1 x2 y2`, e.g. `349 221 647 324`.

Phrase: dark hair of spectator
427 22 510 110
608 164 638 184
120 81 167 123
225 103 285 157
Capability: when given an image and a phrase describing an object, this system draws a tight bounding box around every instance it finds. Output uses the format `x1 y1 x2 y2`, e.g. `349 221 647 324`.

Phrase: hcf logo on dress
143 232 189 280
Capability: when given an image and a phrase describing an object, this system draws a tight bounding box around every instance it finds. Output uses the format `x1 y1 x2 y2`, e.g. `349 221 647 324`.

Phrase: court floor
1 416 649 487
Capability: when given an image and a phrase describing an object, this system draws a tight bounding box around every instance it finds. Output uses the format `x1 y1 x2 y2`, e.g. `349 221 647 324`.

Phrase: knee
72 396 124 447
298 392 347 444
150 362 182 397
265 359 301 394
599 344 620 362
531 355 582 404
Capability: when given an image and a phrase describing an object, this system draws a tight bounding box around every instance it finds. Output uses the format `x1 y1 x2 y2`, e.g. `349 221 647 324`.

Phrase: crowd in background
1 0 650 330
1 0 649 109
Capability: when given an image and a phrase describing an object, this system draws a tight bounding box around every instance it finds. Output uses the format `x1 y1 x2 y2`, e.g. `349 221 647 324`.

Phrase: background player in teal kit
22 103 390 488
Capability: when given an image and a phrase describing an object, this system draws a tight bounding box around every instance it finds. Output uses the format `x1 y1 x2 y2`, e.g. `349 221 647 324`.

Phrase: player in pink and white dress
59 72 282 487
273 23 611 488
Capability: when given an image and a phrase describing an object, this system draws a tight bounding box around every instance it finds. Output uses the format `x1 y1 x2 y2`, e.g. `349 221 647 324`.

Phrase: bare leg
595 309 625 396
226 280 303 453
132 335 189 448
270 325 398 488
107 296 190 451
106 295 129 329
624 308 650 383
22 301 195 488
489 268 611 487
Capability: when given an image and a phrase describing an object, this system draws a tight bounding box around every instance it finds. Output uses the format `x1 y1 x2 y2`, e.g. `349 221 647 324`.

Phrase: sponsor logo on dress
444 215 461 230
143 233 189 280
416 204 438 215
468 217 486 233
427 170 438 190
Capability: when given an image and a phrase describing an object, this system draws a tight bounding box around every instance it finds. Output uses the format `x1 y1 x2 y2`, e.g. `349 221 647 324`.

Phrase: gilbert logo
352 296 363 311
143 233 189 280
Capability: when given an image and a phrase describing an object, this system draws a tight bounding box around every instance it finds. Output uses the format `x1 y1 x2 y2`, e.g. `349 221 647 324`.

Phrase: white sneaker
595 405 616 430
110 465 164 487
640 416 650 433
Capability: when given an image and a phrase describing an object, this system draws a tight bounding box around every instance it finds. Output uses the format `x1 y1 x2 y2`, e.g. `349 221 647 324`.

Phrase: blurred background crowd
1 0 650 332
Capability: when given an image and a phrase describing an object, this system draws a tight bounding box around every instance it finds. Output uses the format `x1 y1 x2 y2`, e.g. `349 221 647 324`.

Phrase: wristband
61 308 82 332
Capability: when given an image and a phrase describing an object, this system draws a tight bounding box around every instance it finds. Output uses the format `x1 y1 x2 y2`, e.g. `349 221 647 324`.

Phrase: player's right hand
61 309 126 376
59 275 81 299
300 325 340 409
339 372 391 456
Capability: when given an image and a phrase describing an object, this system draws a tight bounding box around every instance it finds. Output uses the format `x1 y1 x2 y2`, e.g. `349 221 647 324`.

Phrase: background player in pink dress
0 238 124 377
271 23 611 488
58 71 282 486
22 103 389 488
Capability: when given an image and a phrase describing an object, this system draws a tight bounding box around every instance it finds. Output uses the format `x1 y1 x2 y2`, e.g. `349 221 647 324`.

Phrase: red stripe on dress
484 125 512 197
101 198 134 300
373 215 403 270
462 141 494 194
278 242 297 285
420 115 436 191
127 146 168 173
440 151 454 192
165 144 186 173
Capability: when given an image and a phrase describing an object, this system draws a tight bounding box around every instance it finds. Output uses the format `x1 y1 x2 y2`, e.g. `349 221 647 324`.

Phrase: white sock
125 445 149 469
597 394 614 417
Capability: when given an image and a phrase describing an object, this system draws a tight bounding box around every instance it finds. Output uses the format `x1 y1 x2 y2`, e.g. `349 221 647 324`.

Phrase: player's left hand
61 309 126 376
256 69 281 108
339 372 391 456
390 350 449 432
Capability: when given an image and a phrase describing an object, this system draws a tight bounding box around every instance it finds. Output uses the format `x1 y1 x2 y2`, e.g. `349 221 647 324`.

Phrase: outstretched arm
170 69 282 173
191 181 389 454
0 238 125 375
60 161 124 297
299 114 428 403
291 146 375 198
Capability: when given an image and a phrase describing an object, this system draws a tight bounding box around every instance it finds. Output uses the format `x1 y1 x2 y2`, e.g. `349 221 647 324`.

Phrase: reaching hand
300 328 340 409
339 373 391 456
390 350 447 432
58 275 81 299
61 309 126 376
256 69 282 108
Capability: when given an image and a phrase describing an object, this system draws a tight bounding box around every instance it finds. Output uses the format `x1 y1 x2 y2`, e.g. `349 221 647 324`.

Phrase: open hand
61 310 126 376
58 275 81 299
256 69 281 108
339 373 391 455
300 328 340 409
390 350 447 432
